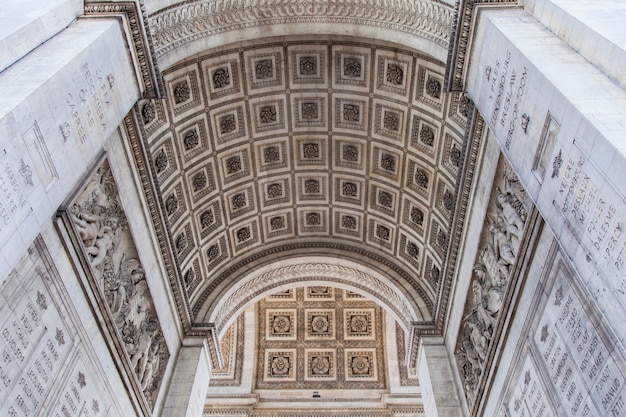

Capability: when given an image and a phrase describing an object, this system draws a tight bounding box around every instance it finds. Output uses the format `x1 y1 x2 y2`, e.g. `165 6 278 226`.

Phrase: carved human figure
124 280 148 327
480 242 509 285
471 279 497 332
71 204 103 244
473 265 503 318
503 165 531 212
140 341 161 390
71 168 121 268
467 321 489 362
488 217 517 265
111 258 144 314
130 329 155 381
457 338 481 394
495 189 525 241
461 339 481 375
87 222 118 268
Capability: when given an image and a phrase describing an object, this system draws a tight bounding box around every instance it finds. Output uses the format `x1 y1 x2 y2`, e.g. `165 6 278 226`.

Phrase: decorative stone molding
150 0 453 60
396 323 419 386
445 0 517 92
204 408 425 417
85 0 165 98
210 315 244 386
211 260 417 336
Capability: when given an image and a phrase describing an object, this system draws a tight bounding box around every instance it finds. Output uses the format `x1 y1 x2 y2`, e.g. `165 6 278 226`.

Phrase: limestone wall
0 236 132 417
0 12 179 415
0 17 139 284
456 4 626 417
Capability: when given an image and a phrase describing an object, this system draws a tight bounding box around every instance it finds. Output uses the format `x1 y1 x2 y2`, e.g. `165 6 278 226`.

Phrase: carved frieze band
212 263 416 335
149 0 453 58
85 1 165 98
203 407 425 417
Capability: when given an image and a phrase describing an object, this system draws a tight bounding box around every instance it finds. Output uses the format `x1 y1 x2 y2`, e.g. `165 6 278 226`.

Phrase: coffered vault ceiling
130 38 480 337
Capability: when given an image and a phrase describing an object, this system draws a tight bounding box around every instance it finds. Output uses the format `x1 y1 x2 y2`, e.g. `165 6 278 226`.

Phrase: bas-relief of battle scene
65 158 168 410
455 157 534 409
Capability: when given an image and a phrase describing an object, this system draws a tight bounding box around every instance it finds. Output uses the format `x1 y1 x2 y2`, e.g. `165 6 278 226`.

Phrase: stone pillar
465 5 626 352
522 0 626 90
417 337 462 417
240 306 257 391
162 338 211 417
0 0 83 72
0 15 140 283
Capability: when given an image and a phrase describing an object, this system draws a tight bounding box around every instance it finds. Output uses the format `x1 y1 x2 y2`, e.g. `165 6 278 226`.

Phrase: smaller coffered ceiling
256 287 387 391
208 286 421 409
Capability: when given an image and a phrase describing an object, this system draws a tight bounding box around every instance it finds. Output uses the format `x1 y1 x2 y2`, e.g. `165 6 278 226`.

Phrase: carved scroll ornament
211 261 418 335
149 0 453 58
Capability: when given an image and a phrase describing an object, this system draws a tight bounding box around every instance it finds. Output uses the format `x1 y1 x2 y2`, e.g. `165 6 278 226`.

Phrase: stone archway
208 256 422 337
148 0 454 70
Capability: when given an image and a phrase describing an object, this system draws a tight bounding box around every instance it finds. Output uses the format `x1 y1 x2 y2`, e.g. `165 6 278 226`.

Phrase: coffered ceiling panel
256 288 386 390
133 39 478 332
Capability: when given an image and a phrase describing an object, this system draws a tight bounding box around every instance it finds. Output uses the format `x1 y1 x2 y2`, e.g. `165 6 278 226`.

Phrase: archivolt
206 256 425 337
149 0 454 68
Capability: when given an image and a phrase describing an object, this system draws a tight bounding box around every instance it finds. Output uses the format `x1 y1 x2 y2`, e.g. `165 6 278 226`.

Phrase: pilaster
418 336 463 417
163 338 211 417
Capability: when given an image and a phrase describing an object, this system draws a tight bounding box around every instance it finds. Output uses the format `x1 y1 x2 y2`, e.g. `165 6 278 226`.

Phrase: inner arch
207 256 425 337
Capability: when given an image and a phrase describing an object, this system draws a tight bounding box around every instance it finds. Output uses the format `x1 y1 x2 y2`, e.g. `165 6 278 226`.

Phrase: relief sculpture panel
455 157 534 409
58 158 169 413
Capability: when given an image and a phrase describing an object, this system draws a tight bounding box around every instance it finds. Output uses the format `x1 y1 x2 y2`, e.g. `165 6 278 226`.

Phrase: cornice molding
435 103 483 331
122 111 196 335
85 0 165 98
445 0 517 92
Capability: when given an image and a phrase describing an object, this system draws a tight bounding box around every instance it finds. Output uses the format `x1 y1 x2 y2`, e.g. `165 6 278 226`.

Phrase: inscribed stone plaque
0 237 123 417
498 246 626 417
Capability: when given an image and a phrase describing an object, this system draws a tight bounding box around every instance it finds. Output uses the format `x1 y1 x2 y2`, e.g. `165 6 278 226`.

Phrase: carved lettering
612 396 625 416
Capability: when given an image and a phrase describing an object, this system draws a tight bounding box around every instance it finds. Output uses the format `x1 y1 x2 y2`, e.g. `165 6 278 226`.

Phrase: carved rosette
61 159 169 411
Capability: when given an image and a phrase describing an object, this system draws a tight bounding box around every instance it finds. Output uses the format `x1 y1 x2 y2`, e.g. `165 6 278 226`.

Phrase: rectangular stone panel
497 246 626 417
0 237 124 417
